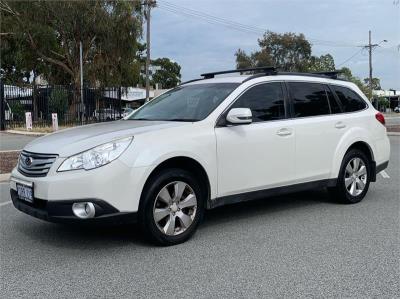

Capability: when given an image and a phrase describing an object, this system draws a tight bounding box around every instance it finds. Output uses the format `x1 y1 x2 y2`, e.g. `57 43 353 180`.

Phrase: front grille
18 151 58 177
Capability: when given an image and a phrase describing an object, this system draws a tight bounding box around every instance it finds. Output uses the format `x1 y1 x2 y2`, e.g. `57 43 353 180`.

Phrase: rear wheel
139 168 204 245
329 149 371 204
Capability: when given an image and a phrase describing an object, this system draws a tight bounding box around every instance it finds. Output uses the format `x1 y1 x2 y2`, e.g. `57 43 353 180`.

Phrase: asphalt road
386 114 400 127
0 133 39 151
0 137 399 298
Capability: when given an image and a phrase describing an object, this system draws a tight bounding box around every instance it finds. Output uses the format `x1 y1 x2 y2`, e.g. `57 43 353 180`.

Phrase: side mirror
226 108 252 125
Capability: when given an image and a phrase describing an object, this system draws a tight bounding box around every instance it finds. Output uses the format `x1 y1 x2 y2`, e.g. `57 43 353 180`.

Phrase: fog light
72 202 95 219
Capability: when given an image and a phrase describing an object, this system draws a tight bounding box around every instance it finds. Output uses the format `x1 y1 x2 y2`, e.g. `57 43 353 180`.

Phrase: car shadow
15 188 337 248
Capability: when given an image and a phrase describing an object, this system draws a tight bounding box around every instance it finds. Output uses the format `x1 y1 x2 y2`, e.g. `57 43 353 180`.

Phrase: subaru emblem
25 157 33 167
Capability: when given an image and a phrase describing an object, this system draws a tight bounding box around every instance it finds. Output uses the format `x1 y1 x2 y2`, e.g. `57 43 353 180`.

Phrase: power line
336 48 364 67
157 0 362 48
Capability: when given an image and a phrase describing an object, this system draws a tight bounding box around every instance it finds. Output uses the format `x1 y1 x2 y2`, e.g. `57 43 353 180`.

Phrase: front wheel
329 149 371 204
139 168 205 246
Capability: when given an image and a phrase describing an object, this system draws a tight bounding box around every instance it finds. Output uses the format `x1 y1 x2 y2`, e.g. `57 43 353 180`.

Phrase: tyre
329 149 371 204
139 168 205 246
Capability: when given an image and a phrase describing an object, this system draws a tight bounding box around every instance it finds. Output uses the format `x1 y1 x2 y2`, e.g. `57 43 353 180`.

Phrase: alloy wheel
344 157 367 196
153 181 198 236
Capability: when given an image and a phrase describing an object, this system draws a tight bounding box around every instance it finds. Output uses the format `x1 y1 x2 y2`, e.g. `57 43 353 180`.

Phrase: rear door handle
276 128 293 137
335 122 346 129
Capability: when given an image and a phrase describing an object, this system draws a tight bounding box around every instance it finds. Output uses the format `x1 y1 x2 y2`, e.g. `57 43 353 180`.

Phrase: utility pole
368 30 373 98
363 31 387 99
144 0 156 102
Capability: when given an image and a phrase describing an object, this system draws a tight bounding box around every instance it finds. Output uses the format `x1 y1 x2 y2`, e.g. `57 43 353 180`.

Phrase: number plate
16 183 34 203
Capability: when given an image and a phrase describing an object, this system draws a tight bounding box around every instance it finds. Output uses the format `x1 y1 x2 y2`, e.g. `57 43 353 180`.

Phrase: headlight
58 136 133 172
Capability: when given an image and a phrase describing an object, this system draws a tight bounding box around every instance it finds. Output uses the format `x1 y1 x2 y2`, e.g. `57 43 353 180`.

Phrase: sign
52 113 58 131
25 112 32 130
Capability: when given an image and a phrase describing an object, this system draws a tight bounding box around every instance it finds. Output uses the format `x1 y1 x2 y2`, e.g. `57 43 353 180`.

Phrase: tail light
375 112 385 126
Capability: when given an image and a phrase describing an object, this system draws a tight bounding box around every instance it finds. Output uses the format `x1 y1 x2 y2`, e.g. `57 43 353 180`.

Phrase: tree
235 31 339 73
339 67 371 98
151 58 181 89
363 78 381 90
235 31 312 71
0 0 143 91
306 54 336 72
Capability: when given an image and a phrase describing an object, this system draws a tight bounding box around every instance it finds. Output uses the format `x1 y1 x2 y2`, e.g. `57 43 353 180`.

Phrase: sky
150 0 400 90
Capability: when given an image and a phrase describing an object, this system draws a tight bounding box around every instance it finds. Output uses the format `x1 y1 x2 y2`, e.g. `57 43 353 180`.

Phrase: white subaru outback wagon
10 67 390 245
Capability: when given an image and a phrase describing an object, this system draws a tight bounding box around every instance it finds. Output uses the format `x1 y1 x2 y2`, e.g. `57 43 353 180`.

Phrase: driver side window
231 82 286 122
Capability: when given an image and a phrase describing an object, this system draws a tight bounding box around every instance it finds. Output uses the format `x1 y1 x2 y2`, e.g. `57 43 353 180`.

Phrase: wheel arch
139 156 212 211
331 138 377 181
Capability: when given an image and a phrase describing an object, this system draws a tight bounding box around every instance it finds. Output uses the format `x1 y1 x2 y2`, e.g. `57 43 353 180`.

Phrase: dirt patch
0 151 20 173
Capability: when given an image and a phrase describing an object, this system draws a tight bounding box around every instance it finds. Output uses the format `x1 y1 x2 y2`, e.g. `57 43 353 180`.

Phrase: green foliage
235 31 312 71
377 96 389 109
306 54 336 72
363 77 381 90
338 67 372 99
49 88 69 120
151 58 181 89
0 0 143 87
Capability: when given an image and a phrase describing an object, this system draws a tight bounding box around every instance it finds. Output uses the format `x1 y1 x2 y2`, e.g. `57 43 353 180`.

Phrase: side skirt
207 179 337 209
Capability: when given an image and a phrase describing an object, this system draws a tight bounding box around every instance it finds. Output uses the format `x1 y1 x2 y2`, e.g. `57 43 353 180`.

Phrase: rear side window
231 82 285 122
326 88 342 114
331 86 367 112
288 82 330 117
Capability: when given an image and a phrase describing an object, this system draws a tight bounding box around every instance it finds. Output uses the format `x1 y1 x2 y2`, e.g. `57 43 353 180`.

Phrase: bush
49 88 69 120
9 101 25 120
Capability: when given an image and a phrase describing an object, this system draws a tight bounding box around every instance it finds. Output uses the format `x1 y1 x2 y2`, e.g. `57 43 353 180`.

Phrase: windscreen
128 83 239 122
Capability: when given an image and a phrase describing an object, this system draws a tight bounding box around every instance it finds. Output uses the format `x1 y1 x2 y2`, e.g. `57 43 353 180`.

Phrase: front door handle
276 128 292 137
335 122 346 129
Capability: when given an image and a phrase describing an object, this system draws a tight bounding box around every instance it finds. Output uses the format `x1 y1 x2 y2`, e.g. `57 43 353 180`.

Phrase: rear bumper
10 189 137 225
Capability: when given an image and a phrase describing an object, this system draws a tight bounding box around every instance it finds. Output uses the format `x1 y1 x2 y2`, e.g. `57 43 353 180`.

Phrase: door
286 82 346 183
215 82 295 197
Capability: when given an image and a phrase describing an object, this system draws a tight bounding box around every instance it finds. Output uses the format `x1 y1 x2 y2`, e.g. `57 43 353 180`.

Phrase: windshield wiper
167 118 198 122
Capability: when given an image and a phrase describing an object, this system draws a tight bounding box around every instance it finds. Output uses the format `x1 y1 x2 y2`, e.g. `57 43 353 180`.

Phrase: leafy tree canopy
0 0 143 88
235 31 379 99
151 58 181 89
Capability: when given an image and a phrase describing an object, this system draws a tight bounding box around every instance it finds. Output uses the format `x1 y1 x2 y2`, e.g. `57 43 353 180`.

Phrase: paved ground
0 137 399 298
0 133 39 151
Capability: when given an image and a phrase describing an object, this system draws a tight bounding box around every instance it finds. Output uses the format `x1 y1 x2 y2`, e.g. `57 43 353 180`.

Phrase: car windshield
128 83 239 122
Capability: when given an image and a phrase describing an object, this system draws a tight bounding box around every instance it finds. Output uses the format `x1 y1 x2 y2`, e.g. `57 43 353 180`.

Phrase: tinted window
326 88 341 114
129 83 239 121
231 83 285 122
332 86 367 112
288 82 330 117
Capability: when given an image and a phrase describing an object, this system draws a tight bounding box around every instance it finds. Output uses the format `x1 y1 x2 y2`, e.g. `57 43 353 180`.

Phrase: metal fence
0 83 144 129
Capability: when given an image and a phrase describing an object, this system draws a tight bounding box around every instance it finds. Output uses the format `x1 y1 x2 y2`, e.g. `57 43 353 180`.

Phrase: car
10 67 390 245
121 107 134 118
93 108 118 121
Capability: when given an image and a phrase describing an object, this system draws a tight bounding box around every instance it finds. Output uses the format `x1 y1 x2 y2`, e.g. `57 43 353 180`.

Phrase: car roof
186 74 357 89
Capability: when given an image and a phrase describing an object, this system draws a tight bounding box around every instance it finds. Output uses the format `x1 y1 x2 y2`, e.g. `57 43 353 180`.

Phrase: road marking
0 201 12 207
380 170 390 179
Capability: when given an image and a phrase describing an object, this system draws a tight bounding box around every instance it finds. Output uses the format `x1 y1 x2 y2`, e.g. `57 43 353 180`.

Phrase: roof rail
201 66 277 79
310 71 343 79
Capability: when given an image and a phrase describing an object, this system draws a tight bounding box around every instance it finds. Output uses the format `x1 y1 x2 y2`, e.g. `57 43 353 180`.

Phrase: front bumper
10 159 152 212
10 189 137 224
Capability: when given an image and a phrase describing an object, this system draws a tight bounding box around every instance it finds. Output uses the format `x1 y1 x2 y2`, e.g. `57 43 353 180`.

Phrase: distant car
121 107 134 118
394 106 400 113
93 108 118 121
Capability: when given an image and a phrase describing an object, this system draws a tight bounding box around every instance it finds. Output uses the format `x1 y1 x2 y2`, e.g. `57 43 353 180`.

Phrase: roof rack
201 66 277 79
310 71 343 79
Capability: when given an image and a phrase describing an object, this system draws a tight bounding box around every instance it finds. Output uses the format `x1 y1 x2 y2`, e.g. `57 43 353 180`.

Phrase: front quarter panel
118 122 218 200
